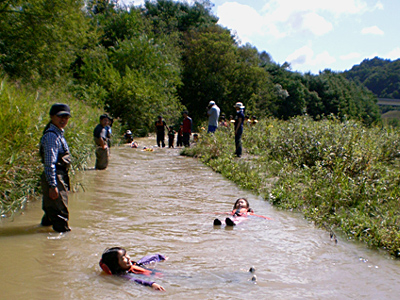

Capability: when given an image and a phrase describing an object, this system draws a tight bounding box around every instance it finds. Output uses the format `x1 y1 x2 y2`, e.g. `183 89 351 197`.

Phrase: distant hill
343 57 400 99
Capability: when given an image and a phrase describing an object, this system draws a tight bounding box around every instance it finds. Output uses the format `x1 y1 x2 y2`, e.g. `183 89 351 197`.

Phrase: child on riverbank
99 247 166 291
213 198 254 226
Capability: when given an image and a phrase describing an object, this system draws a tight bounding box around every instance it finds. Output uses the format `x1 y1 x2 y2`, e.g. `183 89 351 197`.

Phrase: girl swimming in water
214 198 254 226
99 247 166 291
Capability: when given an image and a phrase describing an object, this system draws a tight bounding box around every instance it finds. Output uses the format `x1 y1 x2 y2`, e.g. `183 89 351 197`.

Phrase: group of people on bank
205 100 247 158
150 100 248 158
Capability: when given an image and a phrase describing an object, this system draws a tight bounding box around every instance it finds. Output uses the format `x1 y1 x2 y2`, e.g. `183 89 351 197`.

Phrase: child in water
177 123 183 147
214 198 254 226
168 126 175 148
99 247 166 291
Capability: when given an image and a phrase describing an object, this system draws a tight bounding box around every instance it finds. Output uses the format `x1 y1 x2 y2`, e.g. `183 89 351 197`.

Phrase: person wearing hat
124 130 134 143
234 102 245 157
207 100 220 133
39 103 72 232
93 114 111 170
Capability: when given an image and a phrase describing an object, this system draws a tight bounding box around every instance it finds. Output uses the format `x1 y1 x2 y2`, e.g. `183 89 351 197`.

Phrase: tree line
0 0 381 134
344 57 400 100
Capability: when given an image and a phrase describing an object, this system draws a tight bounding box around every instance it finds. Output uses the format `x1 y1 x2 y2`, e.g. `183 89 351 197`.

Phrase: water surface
1 137 400 299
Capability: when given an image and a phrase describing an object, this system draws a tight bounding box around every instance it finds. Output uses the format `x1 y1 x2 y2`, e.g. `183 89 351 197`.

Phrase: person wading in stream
39 103 72 232
182 111 192 147
93 114 110 170
155 115 168 148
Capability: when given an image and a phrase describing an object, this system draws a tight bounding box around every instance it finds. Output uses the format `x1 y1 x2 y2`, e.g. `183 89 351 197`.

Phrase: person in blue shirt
234 102 245 158
39 103 72 232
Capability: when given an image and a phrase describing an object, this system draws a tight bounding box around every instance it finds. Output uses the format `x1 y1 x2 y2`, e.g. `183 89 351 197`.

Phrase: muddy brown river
1 137 400 299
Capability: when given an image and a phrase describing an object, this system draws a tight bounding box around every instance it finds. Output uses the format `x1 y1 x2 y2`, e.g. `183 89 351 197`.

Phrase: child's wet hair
233 198 250 210
101 247 126 274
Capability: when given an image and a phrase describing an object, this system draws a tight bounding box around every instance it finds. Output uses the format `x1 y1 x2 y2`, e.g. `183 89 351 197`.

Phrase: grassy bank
0 78 116 216
182 117 400 257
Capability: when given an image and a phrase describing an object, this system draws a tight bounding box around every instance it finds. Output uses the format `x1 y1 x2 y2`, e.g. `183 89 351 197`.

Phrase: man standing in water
207 100 220 133
40 103 72 232
234 102 245 158
93 114 110 170
155 115 168 147
182 111 192 147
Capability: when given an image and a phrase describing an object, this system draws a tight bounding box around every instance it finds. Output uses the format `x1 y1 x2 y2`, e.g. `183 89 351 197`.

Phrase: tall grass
0 78 116 216
183 116 400 257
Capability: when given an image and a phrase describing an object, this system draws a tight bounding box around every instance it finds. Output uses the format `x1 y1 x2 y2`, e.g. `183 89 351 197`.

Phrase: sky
122 0 400 74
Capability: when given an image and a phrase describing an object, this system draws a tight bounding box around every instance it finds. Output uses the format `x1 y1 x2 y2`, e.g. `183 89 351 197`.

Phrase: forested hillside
1 0 380 132
344 57 400 99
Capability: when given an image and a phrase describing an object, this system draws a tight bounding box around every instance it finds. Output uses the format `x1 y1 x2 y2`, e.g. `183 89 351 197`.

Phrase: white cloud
217 0 381 43
361 26 384 35
286 46 336 72
217 2 265 41
386 47 400 60
120 0 144 6
340 52 361 60
286 46 314 65
302 12 333 36
262 0 375 18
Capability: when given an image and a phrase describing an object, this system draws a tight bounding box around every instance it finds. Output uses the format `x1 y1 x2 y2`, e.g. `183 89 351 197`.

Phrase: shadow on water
0 224 53 237
1 138 400 299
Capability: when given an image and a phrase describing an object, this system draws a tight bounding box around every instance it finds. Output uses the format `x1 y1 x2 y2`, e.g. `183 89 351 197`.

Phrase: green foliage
0 0 90 81
143 0 218 35
344 57 400 99
183 117 400 257
0 77 106 216
179 26 275 124
264 64 380 124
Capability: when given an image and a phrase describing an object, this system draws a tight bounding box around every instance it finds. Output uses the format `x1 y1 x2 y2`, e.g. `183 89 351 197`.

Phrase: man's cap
126 130 132 134
50 103 71 116
209 101 215 106
100 114 110 120
234 102 245 109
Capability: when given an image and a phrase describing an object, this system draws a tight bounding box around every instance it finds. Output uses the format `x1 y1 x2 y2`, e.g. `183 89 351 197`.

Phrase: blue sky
123 0 400 74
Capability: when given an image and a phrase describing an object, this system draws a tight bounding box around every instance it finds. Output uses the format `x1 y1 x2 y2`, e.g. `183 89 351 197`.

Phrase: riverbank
0 78 115 216
182 116 400 257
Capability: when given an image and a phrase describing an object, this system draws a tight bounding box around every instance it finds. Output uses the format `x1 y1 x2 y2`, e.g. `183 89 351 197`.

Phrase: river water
1 137 400 299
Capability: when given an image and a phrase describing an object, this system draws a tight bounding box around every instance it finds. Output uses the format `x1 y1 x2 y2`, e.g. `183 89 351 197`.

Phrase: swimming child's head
233 198 250 210
100 247 132 274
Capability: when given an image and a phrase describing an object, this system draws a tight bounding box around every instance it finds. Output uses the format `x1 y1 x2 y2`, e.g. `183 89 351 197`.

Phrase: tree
0 0 89 81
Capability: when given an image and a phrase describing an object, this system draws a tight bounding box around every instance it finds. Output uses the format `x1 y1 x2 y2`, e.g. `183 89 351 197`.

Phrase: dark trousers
95 147 109 170
177 135 183 147
183 132 191 147
168 135 174 148
235 131 242 157
156 132 165 147
41 172 71 232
